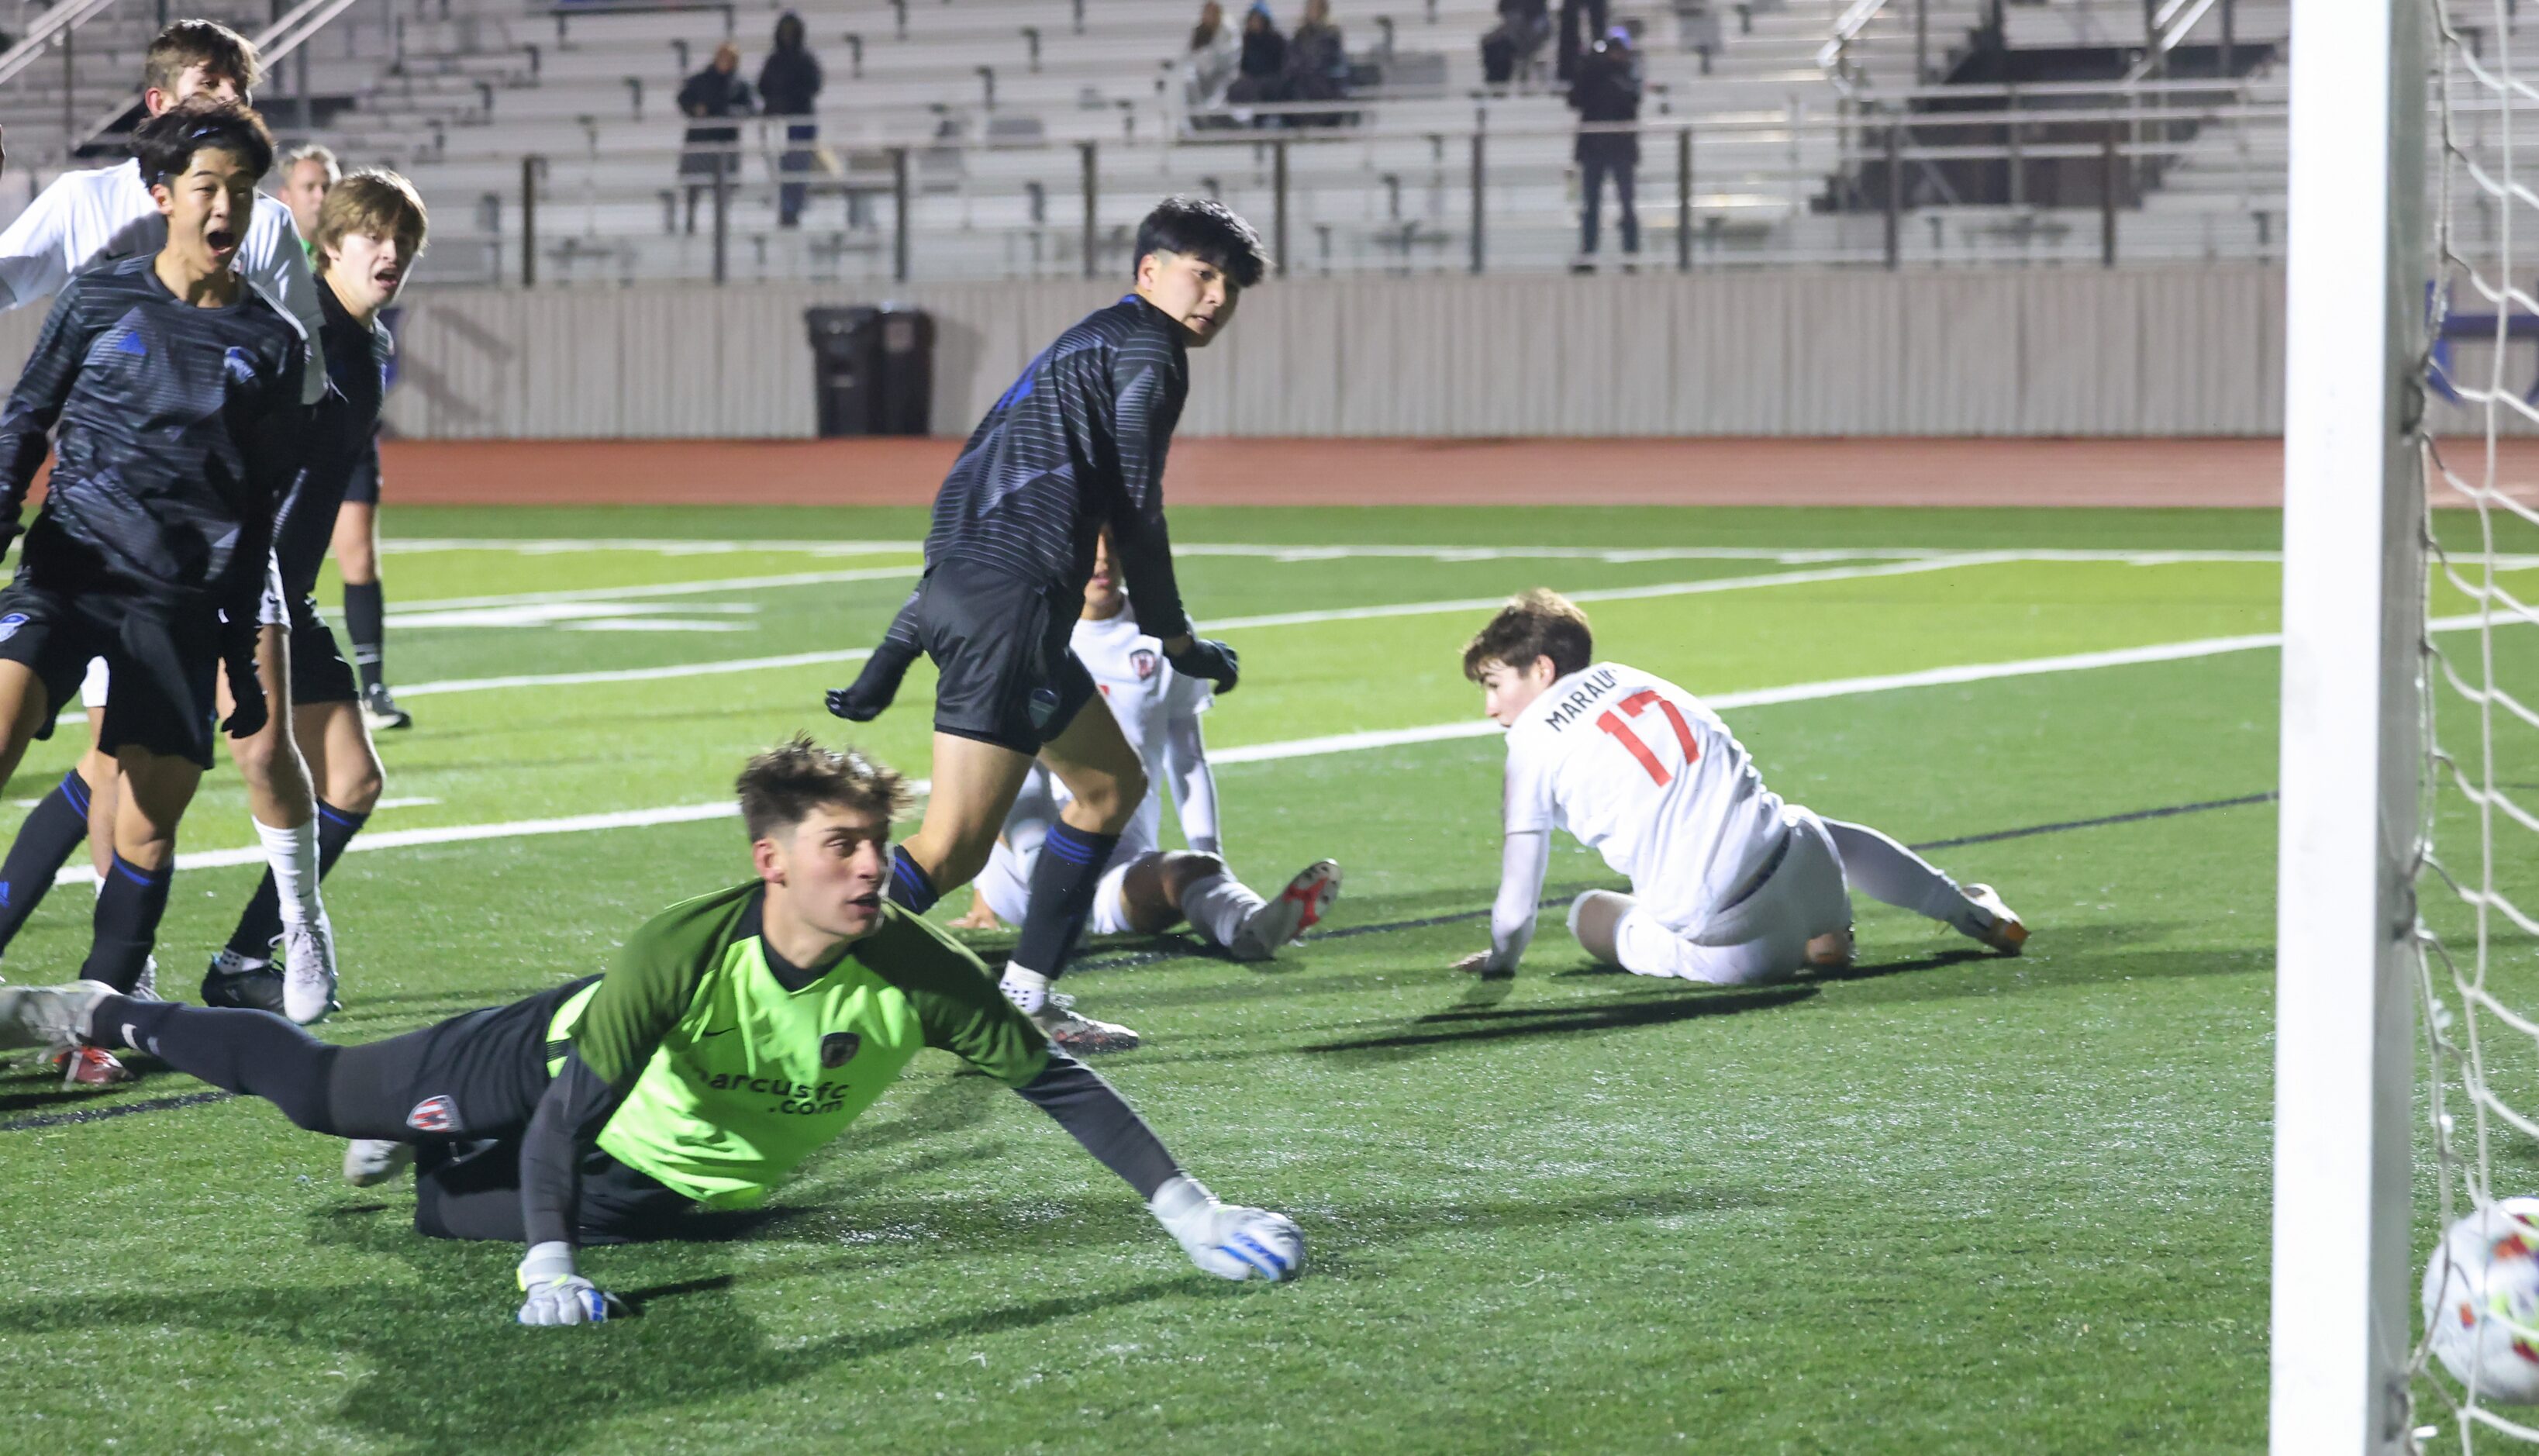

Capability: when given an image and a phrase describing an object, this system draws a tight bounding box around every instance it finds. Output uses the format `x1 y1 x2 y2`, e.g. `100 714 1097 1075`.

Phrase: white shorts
1613 807 1852 987
975 838 1140 937
77 554 288 711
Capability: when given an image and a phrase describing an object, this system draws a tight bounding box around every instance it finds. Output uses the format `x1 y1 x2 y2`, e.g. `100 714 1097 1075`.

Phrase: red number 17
1595 690 1699 786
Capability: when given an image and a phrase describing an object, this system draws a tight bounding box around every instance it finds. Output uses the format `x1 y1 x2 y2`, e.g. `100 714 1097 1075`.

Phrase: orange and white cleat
50 1043 134 1087
1963 885 2028 955
1229 860 1341 962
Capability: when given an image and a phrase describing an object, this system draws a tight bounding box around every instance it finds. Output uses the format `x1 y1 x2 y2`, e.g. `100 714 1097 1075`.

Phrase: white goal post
2271 0 2429 1451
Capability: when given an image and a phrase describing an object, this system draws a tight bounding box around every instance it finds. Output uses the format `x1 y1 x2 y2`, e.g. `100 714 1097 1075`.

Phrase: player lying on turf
0 102 305 1060
950 530 1342 1020
0 26 337 1066
826 196 1261 1054
198 171 424 1018
0 736 1304 1324
1454 591 2028 983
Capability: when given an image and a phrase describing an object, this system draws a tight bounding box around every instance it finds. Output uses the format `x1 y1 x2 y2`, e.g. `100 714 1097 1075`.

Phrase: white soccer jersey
1502 661 1790 933
0 160 326 402
1010 602 1214 862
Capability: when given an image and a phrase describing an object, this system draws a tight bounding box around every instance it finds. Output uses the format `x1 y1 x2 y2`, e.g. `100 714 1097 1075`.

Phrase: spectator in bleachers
1226 2 1288 108
1181 1 1242 115
1286 1 1347 98
677 42 754 234
1554 0 1608 82
758 13 823 229
1569 26 1640 269
1482 0 1551 87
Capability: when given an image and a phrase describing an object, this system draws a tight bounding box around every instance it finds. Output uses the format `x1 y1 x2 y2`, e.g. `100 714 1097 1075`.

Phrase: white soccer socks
254 816 323 931
1180 872 1267 951
1819 819 1985 935
1000 964 1051 1015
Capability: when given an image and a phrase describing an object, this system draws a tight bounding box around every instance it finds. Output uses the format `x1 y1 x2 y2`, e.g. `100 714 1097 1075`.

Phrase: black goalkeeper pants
99 991 688 1244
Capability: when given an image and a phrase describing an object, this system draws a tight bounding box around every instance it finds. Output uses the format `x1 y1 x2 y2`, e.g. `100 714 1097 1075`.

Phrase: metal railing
403 86 2292 289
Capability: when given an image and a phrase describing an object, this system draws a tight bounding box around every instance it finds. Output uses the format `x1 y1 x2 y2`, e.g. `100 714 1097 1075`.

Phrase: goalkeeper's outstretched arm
1015 1049 1302 1282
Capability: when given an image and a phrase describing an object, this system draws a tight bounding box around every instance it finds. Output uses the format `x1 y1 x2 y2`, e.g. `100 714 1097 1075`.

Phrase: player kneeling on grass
952 529 1341 984
0 736 1303 1324
1454 591 2028 983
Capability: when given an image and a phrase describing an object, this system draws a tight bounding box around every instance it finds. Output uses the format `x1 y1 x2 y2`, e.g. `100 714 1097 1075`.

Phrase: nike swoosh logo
699 1026 739 1039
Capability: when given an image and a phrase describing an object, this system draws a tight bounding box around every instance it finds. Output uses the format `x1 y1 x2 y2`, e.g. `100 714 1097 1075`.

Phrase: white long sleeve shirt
0 159 326 403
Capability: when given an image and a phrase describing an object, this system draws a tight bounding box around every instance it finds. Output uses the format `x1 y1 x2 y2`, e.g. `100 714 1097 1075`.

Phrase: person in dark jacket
757 14 822 228
1570 26 1640 266
677 43 753 234
1226 2 1287 108
1285 0 1347 105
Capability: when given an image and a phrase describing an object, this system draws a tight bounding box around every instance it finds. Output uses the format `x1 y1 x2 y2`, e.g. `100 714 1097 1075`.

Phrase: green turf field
0 503 2529 1453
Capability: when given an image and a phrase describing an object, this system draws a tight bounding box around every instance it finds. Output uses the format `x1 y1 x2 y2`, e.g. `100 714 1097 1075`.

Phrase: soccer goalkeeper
0 736 1303 1325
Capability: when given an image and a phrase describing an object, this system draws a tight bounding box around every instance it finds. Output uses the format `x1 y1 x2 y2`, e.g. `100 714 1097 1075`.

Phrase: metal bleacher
0 0 2303 285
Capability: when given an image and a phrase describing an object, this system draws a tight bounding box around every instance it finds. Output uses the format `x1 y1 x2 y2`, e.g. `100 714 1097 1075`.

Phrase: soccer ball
2424 1198 2539 1403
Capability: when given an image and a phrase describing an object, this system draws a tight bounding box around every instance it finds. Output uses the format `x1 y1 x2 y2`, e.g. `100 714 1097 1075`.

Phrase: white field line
391 565 919 614
74 613 2462 885
395 648 872 699
383 536 2332 566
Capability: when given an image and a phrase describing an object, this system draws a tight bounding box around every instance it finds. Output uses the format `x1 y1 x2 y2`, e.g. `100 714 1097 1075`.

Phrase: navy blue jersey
0 254 304 611
923 294 1192 640
271 280 388 596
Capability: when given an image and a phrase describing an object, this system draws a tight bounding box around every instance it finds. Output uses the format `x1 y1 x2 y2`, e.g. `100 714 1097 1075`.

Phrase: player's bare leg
205 698 385 1016
989 702 1147 1051
894 733 1037 901
1818 817 2027 954
1123 851 1341 961
0 702 119 978
79 720 113 880
217 625 336 1021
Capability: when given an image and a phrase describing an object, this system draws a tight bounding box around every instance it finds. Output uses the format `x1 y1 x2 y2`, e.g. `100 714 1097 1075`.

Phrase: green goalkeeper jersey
544 882 1049 1209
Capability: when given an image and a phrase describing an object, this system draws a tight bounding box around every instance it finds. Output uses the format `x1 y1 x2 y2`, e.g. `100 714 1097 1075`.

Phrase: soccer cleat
343 1138 416 1188
0 979 113 1053
49 1043 133 1087
129 956 159 1002
362 681 412 731
202 948 288 1014
1805 927 1855 969
1030 993 1140 1054
281 916 341 1026
1962 885 2028 955
1228 860 1341 961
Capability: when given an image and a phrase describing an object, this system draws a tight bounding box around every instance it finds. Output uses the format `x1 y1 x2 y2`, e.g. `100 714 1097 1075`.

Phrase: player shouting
0 737 1305 1324
0 22 336 1062
0 103 305 1037
953 530 1342 1014
826 196 1262 1054
1456 591 2029 983
200 171 425 1013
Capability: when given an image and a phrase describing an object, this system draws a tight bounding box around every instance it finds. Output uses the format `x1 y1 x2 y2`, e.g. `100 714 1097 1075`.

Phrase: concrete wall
0 266 2330 439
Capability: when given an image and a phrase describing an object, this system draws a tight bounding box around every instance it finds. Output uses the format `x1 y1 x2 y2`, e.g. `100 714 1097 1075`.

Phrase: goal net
2282 0 2539 1450
2411 0 2539 1448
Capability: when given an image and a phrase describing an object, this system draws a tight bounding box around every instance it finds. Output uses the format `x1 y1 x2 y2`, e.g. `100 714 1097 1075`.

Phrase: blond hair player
1454 590 2027 984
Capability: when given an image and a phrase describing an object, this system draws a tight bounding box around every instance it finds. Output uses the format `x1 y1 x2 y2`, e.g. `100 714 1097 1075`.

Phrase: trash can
806 303 934 436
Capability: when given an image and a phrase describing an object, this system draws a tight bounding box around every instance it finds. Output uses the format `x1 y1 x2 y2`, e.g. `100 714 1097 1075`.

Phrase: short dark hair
143 19 260 98
735 733 909 841
134 98 274 190
1133 195 1271 289
1463 589 1595 681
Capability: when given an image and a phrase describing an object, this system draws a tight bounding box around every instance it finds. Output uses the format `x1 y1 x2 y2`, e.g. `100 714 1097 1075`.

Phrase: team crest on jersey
223 347 259 385
820 1032 861 1068
1130 648 1159 681
0 612 28 643
405 1095 460 1133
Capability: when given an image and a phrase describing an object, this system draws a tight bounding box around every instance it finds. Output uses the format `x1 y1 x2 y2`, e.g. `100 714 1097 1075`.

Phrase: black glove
1165 637 1240 694
827 637 918 723
220 624 268 740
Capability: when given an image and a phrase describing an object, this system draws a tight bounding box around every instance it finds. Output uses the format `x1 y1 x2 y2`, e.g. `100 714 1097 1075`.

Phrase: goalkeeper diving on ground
0 736 1304 1324
1456 590 2029 982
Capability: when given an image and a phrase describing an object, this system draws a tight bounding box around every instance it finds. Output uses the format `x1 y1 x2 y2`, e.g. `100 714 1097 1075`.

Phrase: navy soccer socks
82 855 171 993
1007 821 1119 996
0 768 93 951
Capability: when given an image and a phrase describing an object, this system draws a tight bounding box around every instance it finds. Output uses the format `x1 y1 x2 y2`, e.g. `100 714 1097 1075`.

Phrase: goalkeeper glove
1150 1175 1302 1282
1164 637 1240 695
516 1241 625 1327
826 637 918 723
218 626 267 740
